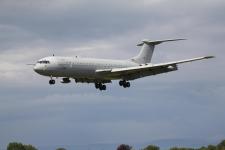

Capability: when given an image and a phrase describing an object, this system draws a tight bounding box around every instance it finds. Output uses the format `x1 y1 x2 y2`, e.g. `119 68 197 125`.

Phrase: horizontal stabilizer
137 38 186 46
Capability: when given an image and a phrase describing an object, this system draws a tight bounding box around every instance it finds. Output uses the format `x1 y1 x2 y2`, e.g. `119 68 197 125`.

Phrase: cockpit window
37 60 50 64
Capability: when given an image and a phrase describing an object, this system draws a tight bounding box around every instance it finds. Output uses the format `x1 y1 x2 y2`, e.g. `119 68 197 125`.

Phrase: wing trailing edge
96 55 214 80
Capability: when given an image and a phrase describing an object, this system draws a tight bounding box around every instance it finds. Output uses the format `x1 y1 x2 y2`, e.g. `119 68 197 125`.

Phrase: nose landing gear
49 76 55 85
119 80 130 88
49 79 55 85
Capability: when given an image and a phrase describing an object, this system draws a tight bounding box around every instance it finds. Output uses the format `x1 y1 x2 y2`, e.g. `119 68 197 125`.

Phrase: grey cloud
0 0 150 49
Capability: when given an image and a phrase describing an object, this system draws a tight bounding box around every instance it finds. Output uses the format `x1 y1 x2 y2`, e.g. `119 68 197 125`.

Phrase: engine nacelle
60 78 71 83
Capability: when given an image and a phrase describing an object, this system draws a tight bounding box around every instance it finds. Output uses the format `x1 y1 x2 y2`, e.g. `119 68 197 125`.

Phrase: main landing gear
95 83 106 91
49 76 55 85
119 80 130 88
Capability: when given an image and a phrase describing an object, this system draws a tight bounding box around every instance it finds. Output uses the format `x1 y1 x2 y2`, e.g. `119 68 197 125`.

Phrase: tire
123 84 127 88
95 83 100 89
99 86 103 91
49 79 55 85
126 82 130 87
102 85 106 90
119 81 123 86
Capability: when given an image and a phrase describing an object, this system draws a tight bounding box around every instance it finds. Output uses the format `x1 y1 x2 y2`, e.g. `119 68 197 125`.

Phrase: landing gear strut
95 83 106 91
49 76 55 85
119 80 130 88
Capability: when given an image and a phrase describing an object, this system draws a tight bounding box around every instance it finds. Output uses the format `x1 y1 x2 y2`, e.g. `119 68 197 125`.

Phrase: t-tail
131 39 186 64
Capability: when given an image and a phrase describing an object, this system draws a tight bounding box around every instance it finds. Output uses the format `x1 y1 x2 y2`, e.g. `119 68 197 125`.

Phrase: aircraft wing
96 56 214 80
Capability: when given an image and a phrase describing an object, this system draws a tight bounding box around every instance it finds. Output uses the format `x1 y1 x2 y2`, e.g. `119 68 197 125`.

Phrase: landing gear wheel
49 79 55 85
95 83 100 89
126 82 130 87
119 80 124 86
102 84 106 90
99 84 106 91
123 84 127 88
95 83 106 91
119 80 130 88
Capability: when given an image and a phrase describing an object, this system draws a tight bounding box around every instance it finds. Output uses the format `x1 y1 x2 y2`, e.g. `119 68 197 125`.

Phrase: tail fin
131 39 186 64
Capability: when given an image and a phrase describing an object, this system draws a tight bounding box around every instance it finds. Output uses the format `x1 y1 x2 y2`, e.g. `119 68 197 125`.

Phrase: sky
0 0 225 149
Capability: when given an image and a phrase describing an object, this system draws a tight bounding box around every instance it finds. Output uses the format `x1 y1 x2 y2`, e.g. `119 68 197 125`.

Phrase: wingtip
175 38 187 41
204 56 215 59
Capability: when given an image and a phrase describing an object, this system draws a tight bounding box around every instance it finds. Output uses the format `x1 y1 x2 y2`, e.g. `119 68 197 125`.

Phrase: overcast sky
0 0 225 149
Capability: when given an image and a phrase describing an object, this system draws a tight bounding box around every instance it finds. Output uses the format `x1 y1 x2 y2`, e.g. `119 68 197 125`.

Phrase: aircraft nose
33 65 43 74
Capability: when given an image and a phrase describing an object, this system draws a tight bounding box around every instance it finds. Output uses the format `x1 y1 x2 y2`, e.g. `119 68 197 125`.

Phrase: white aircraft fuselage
33 39 214 90
34 56 137 81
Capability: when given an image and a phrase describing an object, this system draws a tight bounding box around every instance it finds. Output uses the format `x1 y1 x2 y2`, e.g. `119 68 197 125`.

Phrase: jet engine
60 78 71 83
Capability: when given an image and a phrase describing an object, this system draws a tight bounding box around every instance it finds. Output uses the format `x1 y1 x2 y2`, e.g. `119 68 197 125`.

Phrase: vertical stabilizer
131 39 186 64
131 42 155 64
